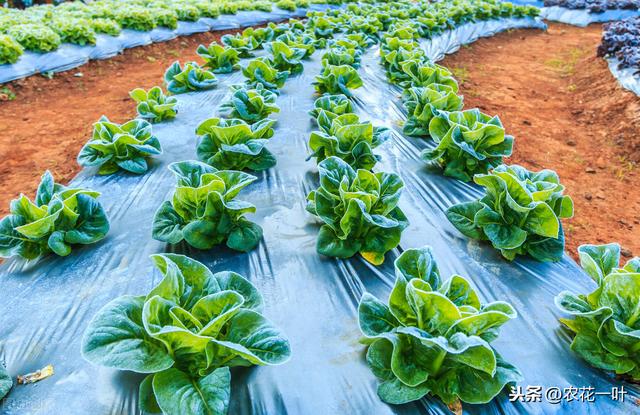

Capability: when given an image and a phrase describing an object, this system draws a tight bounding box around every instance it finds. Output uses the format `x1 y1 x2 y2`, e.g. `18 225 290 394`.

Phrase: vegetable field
0 1 639 415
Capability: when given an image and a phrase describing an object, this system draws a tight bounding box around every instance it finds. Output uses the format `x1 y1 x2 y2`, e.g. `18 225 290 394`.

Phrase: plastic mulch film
607 57 640 96
539 7 640 26
0 6 334 84
421 17 547 62
1 17 638 415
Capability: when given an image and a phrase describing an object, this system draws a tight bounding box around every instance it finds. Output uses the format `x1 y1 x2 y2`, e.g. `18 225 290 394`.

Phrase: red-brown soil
0 22 638 261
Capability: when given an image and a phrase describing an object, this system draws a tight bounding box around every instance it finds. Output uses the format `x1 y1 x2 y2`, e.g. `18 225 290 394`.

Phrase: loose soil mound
442 22 640 260
0 22 637 260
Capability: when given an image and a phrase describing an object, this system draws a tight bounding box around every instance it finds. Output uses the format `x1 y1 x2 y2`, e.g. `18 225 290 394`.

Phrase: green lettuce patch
0 171 109 259
447 164 574 261
82 254 290 415
152 160 262 252
359 246 522 408
556 243 640 380
306 157 408 265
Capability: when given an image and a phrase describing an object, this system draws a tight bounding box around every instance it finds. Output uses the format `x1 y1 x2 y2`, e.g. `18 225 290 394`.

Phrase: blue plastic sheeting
607 57 640 95
0 6 332 84
540 6 640 26
2 16 638 415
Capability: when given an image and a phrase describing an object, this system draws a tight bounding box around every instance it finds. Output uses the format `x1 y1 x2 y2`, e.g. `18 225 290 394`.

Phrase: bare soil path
0 22 638 260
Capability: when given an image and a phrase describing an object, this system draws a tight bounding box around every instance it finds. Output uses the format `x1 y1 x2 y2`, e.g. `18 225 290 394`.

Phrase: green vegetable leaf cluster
400 59 458 90
402 84 463 137
275 32 316 58
313 64 363 97
0 34 23 64
241 26 275 49
196 42 240 74
556 243 640 380
115 6 157 31
306 157 408 265
242 57 290 92
308 111 389 170
321 45 361 68
359 246 522 407
196 117 276 171
78 116 162 175
0 171 109 259
51 18 96 46
153 161 263 252
308 93 354 119
421 109 513 181
82 253 290 414
7 23 61 53
447 164 574 261
130 86 178 123
164 61 218 94
265 40 307 75
379 38 426 85
220 84 280 124
220 34 259 58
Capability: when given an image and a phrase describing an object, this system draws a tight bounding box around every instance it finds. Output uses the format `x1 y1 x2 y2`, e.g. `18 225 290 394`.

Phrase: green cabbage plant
241 26 275 49
0 171 109 259
220 34 259 57
51 18 97 46
152 161 263 252
130 86 178 123
308 94 354 119
276 0 297 11
322 46 361 68
196 118 276 171
556 243 640 380
7 24 61 53
78 116 162 175
91 18 122 36
265 40 306 75
308 16 336 40
402 84 463 136
164 61 218 94
446 164 574 262
275 32 316 58
196 42 240 74
82 253 290 414
343 33 375 49
0 34 23 65
400 59 459 90
313 64 363 97
306 157 408 265
359 246 522 407
116 6 157 31
309 111 389 170
195 1 221 18
242 58 289 92
382 49 428 85
421 109 513 181
220 84 280 123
